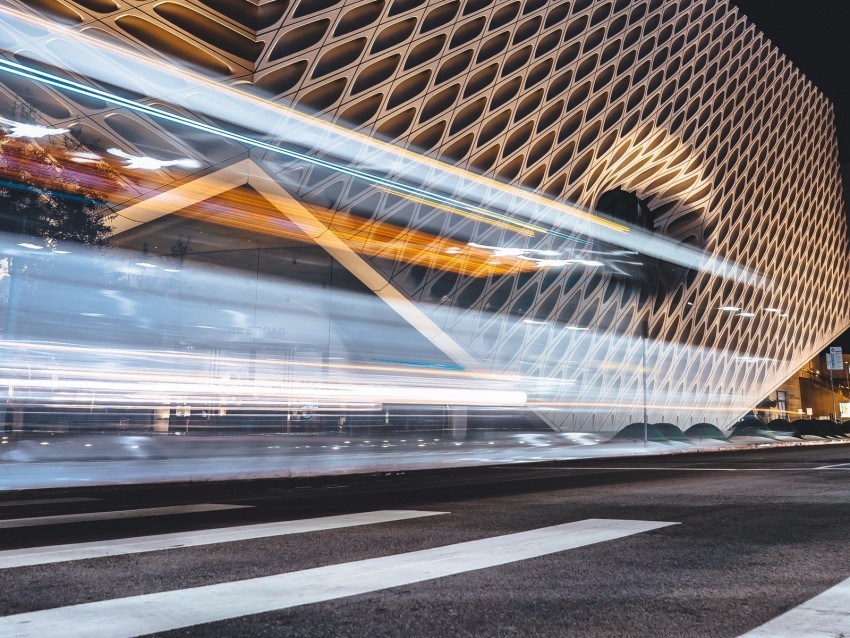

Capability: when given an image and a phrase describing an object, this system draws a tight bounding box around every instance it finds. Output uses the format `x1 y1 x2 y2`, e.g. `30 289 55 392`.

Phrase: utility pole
642 318 649 446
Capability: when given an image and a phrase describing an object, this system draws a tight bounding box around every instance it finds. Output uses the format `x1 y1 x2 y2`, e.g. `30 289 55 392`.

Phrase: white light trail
0 5 765 286
107 148 201 171
0 116 69 138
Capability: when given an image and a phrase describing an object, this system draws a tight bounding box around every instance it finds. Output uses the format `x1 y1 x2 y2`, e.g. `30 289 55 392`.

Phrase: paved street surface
0 430 677 490
0 429 818 490
1 445 850 636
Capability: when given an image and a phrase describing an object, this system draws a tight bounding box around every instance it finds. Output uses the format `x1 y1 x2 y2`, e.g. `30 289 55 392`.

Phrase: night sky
730 1 850 350
731 1 850 161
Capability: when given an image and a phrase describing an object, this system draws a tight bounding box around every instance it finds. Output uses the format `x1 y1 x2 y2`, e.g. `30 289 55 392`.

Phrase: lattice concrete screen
0 0 847 431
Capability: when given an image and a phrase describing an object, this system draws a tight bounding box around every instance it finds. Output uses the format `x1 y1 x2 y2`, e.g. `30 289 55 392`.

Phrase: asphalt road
1 444 850 636
0 428 786 489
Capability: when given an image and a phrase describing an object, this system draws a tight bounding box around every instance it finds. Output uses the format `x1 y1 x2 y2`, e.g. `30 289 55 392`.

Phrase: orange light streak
171 187 540 277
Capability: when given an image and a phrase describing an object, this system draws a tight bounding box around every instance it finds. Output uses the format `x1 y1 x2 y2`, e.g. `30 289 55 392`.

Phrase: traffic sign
827 346 843 370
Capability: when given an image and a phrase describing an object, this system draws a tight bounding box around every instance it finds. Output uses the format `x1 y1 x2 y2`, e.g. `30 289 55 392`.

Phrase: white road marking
0 518 676 638
0 510 447 568
739 575 850 636
0 497 99 508
814 462 850 469
0 503 250 529
506 466 820 472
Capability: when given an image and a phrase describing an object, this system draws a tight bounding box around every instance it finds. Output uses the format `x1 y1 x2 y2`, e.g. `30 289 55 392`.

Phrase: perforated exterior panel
1 0 847 430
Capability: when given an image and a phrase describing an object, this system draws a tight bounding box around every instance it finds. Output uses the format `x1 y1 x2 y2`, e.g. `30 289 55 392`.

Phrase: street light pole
642 319 649 447
830 366 836 420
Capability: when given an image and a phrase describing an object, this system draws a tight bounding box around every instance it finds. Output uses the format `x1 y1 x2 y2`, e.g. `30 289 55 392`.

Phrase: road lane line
814 462 850 469
0 504 250 528
0 497 99 508
0 510 447 568
0 518 676 638
503 466 819 472
739 575 850 636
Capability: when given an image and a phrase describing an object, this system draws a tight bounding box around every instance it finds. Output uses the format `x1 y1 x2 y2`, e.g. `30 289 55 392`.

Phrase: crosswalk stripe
0 497 99 508
0 503 250 528
738 575 850 637
0 518 676 638
0 510 447 568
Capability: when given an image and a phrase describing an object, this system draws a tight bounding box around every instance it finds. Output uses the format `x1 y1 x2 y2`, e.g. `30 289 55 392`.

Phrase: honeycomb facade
0 0 847 430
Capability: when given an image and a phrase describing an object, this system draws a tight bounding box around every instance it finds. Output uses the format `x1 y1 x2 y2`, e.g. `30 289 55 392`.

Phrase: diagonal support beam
246 160 481 372
109 158 482 373
110 159 252 235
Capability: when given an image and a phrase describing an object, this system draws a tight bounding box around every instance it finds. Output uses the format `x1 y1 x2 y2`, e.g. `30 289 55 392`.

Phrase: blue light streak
0 177 105 207
372 358 466 371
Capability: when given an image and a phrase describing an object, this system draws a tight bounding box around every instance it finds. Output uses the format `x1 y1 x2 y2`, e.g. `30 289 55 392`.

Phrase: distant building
768 354 850 422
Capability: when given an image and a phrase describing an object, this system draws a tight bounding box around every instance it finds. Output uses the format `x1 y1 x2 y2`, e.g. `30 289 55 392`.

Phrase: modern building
0 0 847 435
